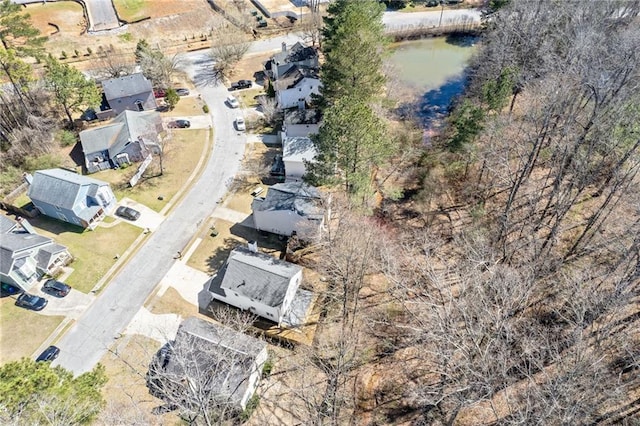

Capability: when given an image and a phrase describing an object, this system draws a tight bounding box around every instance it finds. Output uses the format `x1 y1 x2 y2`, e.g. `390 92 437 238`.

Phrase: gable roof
102 73 153 101
274 66 319 91
271 42 317 66
80 110 162 157
254 182 323 218
0 233 55 275
158 317 266 407
0 215 17 234
284 108 321 125
27 169 110 220
218 247 302 307
283 136 316 164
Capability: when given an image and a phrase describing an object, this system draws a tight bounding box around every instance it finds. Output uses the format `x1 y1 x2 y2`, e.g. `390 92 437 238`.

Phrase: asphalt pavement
52 53 246 375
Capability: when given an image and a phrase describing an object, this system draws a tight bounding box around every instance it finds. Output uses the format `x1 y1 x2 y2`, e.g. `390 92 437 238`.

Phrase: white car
226 95 239 108
235 117 246 131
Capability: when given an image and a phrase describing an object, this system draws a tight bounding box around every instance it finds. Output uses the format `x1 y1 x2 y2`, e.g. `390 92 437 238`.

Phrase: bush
164 88 180 110
60 51 67 59
24 154 62 172
58 130 77 147
202 104 209 113
261 358 274 378
240 394 260 422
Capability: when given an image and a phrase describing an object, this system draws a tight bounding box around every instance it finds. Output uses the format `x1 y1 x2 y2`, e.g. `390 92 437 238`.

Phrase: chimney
247 241 258 253
23 173 33 185
282 42 287 53
297 99 305 111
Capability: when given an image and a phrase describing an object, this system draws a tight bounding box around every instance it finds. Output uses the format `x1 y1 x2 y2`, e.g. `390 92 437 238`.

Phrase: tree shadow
444 34 479 48
185 54 225 87
419 73 468 130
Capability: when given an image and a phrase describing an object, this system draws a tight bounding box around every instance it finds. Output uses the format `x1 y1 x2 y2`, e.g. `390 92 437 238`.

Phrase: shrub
261 358 273 378
58 130 77 147
202 104 209 113
240 394 260 422
60 51 67 59
87 47 92 56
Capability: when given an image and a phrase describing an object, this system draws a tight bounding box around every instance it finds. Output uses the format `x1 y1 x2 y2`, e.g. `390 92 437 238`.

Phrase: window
135 100 144 111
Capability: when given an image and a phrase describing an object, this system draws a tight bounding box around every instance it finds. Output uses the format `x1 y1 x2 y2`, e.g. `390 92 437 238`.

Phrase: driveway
163 115 212 130
52 52 247 376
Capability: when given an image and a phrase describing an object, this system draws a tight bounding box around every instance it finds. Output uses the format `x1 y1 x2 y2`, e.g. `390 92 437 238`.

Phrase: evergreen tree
44 57 102 124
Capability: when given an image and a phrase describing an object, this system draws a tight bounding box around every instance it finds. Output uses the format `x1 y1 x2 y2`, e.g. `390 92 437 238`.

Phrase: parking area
163 115 212 130
108 198 166 231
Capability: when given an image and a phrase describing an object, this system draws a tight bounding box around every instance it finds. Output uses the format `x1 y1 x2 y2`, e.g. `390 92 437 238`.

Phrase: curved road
53 53 247 375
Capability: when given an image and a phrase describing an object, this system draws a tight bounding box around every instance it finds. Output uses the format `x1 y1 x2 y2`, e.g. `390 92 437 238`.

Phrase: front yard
0 298 64 363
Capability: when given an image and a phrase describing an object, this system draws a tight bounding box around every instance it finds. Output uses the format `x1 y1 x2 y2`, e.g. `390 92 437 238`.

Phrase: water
388 36 477 133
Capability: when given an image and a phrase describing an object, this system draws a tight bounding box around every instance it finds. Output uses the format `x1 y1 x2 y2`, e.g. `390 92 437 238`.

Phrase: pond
388 36 478 133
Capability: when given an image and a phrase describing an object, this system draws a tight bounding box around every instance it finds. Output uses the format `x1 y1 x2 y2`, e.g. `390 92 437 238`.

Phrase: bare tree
209 24 251 80
300 0 323 48
88 48 136 80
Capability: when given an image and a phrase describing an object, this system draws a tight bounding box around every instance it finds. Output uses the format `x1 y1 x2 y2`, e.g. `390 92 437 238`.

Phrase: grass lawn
28 216 142 293
25 2 85 36
112 0 149 22
98 128 211 212
148 287 201 318
163 97 204 117
237 87 266 108
0 298 64 363
100 334 177 424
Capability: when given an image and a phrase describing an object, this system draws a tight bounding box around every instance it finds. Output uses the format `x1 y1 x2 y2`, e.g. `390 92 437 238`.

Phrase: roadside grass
0 298 64 363
112 0 149 22
163 97 204 117
28 216 142 293
25 2 85 35
98 128 211 212
100 334 176 424
148 287 200 318
237 87 265 108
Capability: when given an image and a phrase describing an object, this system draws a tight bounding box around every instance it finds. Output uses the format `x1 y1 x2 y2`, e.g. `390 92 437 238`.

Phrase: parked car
229 80 252 91
115 206 141 221
176 88 190 96
235 117 246 131
1 282 22 297
15 293 47 311
36 346 60 362
270 155 285 177
42 279 71 298
153 88 167 98
226 95 239 108
175 119 191 128
257 20 267 28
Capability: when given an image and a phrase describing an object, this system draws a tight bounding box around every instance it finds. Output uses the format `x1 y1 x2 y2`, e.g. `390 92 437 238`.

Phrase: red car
153 88 166 98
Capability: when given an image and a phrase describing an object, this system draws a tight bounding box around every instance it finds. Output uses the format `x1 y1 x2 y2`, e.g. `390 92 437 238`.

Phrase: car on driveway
42 279 71 298
176 88 190 96
15 293 47 311
229 80 252 91
226 95 239 108
36 346 60 362
175 119 191 128
235 117 246 131
116 206 141 221
1 282 22 297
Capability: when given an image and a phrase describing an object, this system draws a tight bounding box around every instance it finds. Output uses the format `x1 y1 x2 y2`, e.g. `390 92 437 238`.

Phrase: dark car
15 293 47 311
176 88 190 96
42 279 71 298
116 206 141 221
175 119 191 128
257 20 267 28
229 79 253 91
1 282 22 297
270 155 285 177
36 346 60 362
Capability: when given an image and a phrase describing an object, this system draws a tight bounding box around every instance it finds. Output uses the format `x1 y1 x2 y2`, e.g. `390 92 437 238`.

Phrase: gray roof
102 73 153 102
284 108 321 125
271 42 317 66
35 243 68 272
80 110 162 157
0 233 53 275
0 215 17 234
254 182 323 218
217 247 302 307
274 66 319 91
159 317 266 407
283 137 316 164
27 169 110 217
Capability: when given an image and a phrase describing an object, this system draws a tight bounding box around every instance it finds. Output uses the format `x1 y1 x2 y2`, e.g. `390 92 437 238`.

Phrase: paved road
85 0 121 32
383 9 482 31
53 54 246 375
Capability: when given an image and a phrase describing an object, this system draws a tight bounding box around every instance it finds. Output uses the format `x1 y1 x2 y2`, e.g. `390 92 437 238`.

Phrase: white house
251 182 325 239
209 246 303 326
147 317 268 411
280 108 321 140
283 136 316 181
275 66 322 110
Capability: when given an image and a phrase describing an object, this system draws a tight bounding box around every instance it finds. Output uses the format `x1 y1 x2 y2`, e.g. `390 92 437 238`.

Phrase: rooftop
253 182 323 218
102 73 153 101
283 136 316 164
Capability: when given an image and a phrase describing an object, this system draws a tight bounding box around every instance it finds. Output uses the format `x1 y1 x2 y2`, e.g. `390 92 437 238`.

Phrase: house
274 66 322 110
281 108 321 139
0 215 71 291
26 169 117 229
209 245 303 325
99 73 157 119
251 182 325 238
80 110 163 174
264 42 319 81
282 136 316 181
147 317 268 411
